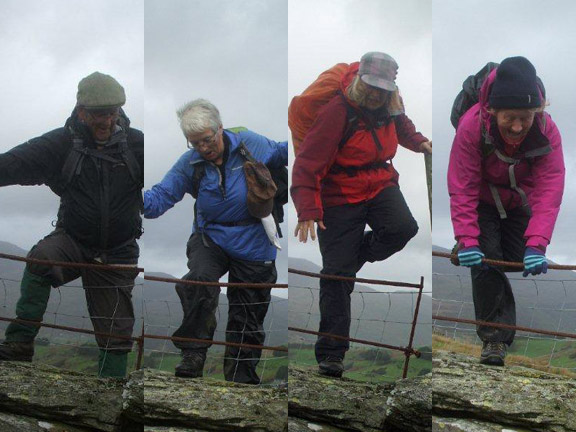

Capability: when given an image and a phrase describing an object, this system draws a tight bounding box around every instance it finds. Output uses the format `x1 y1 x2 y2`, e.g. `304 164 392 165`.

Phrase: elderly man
291 52 431 377
144 99 287 384
449 56 564 366
0 72 144 378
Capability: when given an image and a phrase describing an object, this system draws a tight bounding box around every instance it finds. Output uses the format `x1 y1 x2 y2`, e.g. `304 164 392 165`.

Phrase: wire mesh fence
433 251 576 376
0 251 435 384
0 251 288 386
288 268 430 381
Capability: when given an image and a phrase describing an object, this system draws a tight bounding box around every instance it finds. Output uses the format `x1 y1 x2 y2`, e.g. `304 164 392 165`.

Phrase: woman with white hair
144 99 287 384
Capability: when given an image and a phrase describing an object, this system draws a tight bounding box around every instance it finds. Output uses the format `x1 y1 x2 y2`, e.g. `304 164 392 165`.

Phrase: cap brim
361 75 397 91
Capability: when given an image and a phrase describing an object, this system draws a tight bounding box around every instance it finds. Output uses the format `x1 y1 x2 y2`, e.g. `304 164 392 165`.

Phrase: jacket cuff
525 236 549 252
298 208 323 222
458 237 480 249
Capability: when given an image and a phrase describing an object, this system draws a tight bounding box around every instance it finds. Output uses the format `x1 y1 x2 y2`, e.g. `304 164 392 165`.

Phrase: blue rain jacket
144 129 288 261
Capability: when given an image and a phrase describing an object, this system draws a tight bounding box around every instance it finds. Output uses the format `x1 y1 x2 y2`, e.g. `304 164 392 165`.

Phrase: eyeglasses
85 108 120 121
187 131 219 150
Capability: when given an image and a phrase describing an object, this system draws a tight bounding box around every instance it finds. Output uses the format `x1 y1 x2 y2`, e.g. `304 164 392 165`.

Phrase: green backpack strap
226 126 248 134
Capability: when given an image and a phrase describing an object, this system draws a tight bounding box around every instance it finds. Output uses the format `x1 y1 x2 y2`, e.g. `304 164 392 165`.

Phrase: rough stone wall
0 362 434 432
433 350 576 432
289 365 432 432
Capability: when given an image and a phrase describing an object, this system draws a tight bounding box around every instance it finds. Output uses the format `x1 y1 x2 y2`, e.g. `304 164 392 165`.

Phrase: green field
32 341 433 383
144 349 288 383
289 344 432 383
34 344 140 375
508 337 576 369
33 342 288 383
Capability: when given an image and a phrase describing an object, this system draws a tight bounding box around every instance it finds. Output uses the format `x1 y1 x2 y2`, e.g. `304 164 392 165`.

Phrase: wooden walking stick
424 146 432 227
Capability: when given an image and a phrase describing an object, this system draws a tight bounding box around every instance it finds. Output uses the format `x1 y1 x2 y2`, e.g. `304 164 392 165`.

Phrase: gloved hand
457 246 485 268
523 247 548 277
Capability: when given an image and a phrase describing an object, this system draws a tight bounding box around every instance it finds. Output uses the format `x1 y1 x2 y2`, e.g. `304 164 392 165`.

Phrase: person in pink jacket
447 56 565 366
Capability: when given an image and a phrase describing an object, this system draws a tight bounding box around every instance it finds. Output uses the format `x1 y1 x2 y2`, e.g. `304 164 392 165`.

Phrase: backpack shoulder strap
237 141 257 163
118 140 143 187
60 130 87 187
337 92 361 150
191 161 206 200
338 92 385 151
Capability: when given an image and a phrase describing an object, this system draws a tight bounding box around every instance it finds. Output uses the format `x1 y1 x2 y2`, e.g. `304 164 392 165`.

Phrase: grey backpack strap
488 183 507 219
118 139 142 187
238 141 257 163
60 134 88 187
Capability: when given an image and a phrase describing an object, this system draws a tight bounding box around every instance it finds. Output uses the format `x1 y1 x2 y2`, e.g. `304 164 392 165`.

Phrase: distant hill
0 242 287 349
289 257 431 348
433 245 576 338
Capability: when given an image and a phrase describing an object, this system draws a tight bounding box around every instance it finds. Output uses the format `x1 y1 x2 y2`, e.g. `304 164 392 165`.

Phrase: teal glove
523 247 548 277
458 246 485 267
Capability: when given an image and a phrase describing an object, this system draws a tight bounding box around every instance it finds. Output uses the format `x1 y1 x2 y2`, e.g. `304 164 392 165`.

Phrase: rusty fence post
402 276 425 379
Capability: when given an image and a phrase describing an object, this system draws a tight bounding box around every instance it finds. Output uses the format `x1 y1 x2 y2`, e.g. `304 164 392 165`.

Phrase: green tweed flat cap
77 72 126 109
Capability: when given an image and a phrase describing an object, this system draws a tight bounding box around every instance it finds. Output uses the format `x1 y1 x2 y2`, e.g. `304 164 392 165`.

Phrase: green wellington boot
2 269 52 361
98 350 128 378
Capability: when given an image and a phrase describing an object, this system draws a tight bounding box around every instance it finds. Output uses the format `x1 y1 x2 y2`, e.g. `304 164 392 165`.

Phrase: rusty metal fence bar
288 268 425 379
144 274 287 289
0 252 144 272
432 315 576 340
432 251 576 271
0 315 287 367
288 267 422 288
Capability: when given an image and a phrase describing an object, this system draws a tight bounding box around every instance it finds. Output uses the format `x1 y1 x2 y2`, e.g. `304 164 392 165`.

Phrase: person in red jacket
291 52 431 377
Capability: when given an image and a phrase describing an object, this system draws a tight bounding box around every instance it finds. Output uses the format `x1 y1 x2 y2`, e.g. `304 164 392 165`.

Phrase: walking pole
424 149 432 227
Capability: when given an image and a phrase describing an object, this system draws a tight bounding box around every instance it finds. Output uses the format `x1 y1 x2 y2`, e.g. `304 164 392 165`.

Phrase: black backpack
450 62 546 130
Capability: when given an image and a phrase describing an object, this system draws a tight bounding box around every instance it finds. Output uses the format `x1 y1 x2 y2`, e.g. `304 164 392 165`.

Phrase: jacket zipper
209 161 226 199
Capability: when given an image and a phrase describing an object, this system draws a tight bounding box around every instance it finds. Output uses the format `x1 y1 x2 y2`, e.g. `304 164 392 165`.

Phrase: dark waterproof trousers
315 186 418 362
173 232 276 384
5 229 138 352
472 202 528 345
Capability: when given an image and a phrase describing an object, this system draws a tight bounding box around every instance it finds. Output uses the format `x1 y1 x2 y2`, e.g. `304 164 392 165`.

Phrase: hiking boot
175 351 206 378
318 356 344 378
0 341 34 362
480 341 507 366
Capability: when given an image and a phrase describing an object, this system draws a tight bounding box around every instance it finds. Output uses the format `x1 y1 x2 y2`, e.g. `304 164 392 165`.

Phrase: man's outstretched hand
294 220 326 243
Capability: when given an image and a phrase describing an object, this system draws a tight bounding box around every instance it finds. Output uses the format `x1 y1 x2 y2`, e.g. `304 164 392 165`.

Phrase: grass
144 348 288 384
34 344 140 375
433 334 576 378
289 344 431 382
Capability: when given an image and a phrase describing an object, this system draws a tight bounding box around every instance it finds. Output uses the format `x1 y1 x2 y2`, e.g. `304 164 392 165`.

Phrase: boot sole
480 355 505 366
0 354 33 362
175 370 203 378
318 368 343 378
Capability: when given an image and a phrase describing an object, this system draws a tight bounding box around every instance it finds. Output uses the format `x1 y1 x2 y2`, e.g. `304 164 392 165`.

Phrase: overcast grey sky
432 0 576 266
0 0 143 250
288 0 432 290
142 0 288 295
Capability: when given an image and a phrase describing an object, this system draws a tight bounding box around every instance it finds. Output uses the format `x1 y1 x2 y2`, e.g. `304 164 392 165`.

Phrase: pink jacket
447 69 565 250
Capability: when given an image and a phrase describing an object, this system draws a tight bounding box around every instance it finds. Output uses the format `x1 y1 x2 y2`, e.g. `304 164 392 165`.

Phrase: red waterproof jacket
291 64 428 222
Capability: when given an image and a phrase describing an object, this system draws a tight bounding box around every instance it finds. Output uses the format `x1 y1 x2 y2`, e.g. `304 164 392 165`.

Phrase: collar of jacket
488 115 551 158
